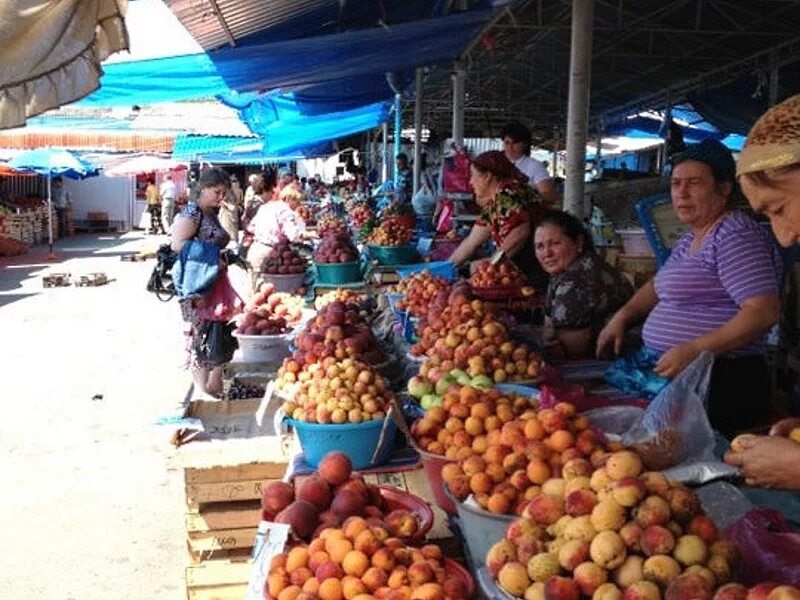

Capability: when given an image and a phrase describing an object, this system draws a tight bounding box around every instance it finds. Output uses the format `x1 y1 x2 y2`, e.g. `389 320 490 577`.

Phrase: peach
420 544 442 561
410 583 444 600
766 587 800 600
352 594 379 600
664 574 713 600
269 571 291 599
287 547 311 572
542 478 567 498
563 458 594 479
575 561 609 596
488 492 513 514
642 555 681 588
504 451 529 475
309 551 331 573
371 548 395 572
517 536 547 563
290 568 314 587
470 472 494 495
362 567 389 593
538 409 567 433
277 501 320 539
315 560 344 582
461 455 486 478
544 576 581 600
565 476 592 495
687 516 718 545
485 539 517 577
595 583 624 600
527 459 553 485
526 494 565 525
343 517 371 540
591 468 615 493
682 566 716 591
612 477 647 507
605 451 643 481
526 552 561 583
640 526 676 557
506 518 544 543
384 510 420 539
590 531 628 570
614 555 645 589
547 430 576 453
634 496 672 528
591 498 627 532
498 562 531 597
712 584 748 600
525 418 546 440
298 592 321 600
447 475 471 500
326 537 354 564
526 582 547 600
563 515 598 543
747 584 779 600
303 577 321 595
298 475 333 511
387 568 409 589
279 585 303 600
706 555 731 585
665 521 684 540
620 522 643 552
640 472 671 498
667 488 702 525
263 481 297 514
709 539 738 565
319 578 344 600
331 490 367 520
673 535 708 567
486 462 508 484
407 561 434 586
558 539 590 571
319 451 353 486
623 581 661 600
342 551 370 577
510 469 532 491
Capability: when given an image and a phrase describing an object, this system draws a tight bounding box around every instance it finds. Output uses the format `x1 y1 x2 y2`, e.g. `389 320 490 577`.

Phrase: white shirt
159 180 177 200
514 155 550 186
251 200 306 247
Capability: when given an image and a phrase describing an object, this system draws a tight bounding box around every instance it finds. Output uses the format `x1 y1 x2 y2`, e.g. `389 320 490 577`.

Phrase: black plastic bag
146 244 178 301
195 320 238 365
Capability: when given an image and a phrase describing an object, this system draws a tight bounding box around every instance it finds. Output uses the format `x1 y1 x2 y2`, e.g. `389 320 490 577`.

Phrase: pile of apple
411 291 543 383
280 357 394 424
486 449 756 600
366 217 413 246
314 230 360 264
262 451 423 541
349 203 374 229
470 259 529 289
314 289 368 311
262 239 308 275
236 283 306 335
396 270 453 319
265 517 470 600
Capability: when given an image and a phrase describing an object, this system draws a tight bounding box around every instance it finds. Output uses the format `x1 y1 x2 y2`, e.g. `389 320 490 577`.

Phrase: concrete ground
0 232 221 599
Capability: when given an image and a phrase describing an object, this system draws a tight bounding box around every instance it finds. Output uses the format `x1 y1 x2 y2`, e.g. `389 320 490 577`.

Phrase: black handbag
146 244 178 301
195 320 238 365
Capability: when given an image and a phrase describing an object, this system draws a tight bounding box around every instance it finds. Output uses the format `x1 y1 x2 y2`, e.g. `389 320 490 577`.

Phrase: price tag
246 521 291 600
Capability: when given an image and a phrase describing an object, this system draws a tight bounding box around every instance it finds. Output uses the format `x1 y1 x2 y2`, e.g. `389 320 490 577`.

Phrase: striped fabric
642 211 781 356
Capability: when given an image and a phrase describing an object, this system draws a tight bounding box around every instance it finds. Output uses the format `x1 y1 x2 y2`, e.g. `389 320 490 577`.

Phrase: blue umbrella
9 148 100 257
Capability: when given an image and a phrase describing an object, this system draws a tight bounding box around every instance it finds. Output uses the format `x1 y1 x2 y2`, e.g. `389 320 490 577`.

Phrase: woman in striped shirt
597 140 782 437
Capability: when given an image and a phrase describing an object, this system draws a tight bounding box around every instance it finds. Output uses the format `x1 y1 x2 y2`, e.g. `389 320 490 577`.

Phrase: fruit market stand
170 205 800 600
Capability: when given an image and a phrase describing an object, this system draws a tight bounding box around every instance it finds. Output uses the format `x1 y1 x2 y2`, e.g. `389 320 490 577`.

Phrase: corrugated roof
0 131 175 153
172 134 260 160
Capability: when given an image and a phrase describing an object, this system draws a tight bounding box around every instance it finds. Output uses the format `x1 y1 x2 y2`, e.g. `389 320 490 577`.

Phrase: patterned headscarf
737 94 800 176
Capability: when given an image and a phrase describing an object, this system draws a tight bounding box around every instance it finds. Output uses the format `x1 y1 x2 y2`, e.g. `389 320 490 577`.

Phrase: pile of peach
469 259 528 289
317 215 348 237
410 293 542 383
263 452 422 542
280 358 394 425
486 449 759 600
366 217 413 246
349 203 374 229
396 270 452 319
315 290 367 311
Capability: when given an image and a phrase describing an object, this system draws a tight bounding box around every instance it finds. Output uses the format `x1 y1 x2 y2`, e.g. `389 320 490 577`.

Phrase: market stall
167 197 800 600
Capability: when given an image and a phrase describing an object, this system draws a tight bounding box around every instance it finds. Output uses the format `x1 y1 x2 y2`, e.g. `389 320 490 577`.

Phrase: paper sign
246 521 291 600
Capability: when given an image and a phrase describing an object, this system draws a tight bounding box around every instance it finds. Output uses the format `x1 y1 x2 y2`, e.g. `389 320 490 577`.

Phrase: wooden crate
185 550 252 600
42 273 71 287
74 272 109 287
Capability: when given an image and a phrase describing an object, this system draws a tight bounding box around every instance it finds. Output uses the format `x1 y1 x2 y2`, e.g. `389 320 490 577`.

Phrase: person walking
145 178 164 234
159 173 177 230
51 177 70 236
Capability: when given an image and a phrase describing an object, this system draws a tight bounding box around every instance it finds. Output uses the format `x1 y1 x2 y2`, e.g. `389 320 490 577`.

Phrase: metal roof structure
167 0 800 151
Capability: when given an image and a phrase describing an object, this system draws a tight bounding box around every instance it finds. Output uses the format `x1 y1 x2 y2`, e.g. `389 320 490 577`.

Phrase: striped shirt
642 211 781 357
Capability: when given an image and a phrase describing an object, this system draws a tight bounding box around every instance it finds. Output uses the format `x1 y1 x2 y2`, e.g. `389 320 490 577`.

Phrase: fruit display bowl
469 283 524 300
261 271 308 293
233 331 292 363
444 557 477 600
376 485 434 542
447 485 517 567
286 416 398 470
367 244 418 266
314 261 362 285
413 445 459 514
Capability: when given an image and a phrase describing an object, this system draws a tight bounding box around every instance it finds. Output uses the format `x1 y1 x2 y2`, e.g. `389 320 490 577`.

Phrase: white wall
64 174 134 230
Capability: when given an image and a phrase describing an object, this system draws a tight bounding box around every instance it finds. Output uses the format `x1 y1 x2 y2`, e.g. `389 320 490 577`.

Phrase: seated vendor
535 210 632 360
596 139 782 438
448 150 548 292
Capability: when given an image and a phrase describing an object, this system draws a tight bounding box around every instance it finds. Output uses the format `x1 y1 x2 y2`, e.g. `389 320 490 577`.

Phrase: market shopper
448 150 548 292
501 121 560 207
218 174 242 244
246 170 307 290
535 210 632 359
159 173 177 230
51 177 70 236
395 153 413 203
145 178 165 234
596 140 782 438
170 167 231 398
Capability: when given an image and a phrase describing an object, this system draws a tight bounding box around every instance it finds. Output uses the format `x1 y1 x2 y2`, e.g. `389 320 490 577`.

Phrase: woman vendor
596 139 782 438
170 167 232 398
723 94 800 490
535 210 632 359
246 170 308 290
448 150 548 292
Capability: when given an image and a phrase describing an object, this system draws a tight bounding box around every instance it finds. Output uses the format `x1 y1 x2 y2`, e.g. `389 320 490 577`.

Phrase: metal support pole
452 64 466 146
413 68 423 196
769 50 780 106
595 120 603 179
564 0 594 218
393 93 402 186
381 123 389 184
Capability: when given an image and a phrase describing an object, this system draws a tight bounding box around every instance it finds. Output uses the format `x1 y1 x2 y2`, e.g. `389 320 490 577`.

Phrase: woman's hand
596 313 627 357
770 417 800 437
724 436 800 490
653 341 700 378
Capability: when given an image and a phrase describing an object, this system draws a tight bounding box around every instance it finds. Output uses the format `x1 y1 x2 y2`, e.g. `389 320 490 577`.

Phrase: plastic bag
605 346 670 400
195 320 238 365
436 199 454 233
197 270 243 321
724 509 800 586
621 352 718 474
442 148 471 194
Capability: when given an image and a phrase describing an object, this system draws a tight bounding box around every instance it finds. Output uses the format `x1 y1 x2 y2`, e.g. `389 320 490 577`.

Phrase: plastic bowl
445 558 477 599
286 416 397 470
315 261 362 285
261 271 307 293
367 244 417 266
414 445 458 514
451 489 516 567
232 331 291 363
376 485 434 541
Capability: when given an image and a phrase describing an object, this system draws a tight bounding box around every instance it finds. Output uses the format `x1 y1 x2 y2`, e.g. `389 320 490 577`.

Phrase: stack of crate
2 214 35 245
176 398 291 600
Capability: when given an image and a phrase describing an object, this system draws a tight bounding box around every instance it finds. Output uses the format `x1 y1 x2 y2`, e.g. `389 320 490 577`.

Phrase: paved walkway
0 232 198 599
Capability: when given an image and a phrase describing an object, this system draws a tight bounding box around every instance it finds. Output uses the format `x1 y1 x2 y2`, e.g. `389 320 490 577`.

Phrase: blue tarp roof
172 135 260 160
